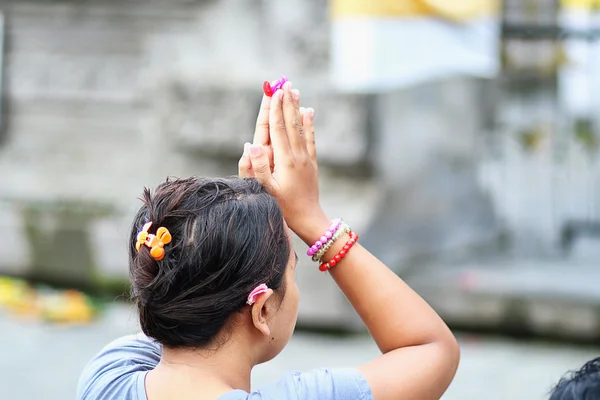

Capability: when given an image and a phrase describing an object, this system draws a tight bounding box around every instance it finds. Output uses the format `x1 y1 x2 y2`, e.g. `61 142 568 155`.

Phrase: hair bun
128 177 291 348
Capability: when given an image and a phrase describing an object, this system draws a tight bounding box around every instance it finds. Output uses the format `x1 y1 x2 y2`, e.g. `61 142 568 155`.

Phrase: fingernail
299 107 306 114
244 142 251 155
291 89 300 101
283 81 292 91
277 90 284 100
250 144 263 156
306 107 315 121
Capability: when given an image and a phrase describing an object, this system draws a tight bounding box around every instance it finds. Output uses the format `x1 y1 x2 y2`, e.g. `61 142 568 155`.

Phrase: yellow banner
560 0 599 9
331 0 429 18
331 0 499 21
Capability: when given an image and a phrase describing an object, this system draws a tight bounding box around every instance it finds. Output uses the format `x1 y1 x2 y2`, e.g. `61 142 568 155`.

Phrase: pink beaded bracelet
307 219 342 257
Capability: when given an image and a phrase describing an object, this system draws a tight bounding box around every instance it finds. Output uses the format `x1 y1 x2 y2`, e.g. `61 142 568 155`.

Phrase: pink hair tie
247 284 269 305
263 76 288 97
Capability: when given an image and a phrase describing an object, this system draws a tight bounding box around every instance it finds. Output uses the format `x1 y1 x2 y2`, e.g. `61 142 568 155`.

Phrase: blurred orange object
39 289 95 324
0 276 97 324
0 277 39 317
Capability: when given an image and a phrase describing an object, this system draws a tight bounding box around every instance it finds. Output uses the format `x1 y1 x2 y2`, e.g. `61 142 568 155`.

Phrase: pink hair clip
263 76 288 97
247 284 269 305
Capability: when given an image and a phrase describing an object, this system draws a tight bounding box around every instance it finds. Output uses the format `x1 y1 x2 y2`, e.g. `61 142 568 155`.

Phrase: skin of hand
238 83 325 243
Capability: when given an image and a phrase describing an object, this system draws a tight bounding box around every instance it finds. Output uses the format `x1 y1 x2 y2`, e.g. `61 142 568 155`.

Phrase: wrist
291 210 331 246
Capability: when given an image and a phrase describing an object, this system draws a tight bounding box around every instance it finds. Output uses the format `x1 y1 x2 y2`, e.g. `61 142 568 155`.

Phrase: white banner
558 0 600 117
330 0 500 92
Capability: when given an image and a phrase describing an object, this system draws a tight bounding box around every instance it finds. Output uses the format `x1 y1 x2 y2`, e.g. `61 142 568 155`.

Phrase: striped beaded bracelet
319 231 359 272
312 222 351 263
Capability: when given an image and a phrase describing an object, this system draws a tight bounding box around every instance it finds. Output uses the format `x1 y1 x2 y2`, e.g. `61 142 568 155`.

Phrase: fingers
269 89 293 165
239 142 276 178
282 82 306 156
265 145 275 172
253 95 271 146
249 144 278 192
302 108 317 161
238 142 254 178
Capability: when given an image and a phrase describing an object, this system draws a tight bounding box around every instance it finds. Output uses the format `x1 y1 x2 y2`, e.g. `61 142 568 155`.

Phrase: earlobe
251 288 274 337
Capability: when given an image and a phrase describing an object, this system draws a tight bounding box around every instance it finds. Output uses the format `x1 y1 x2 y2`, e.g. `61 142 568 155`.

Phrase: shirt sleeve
76 333 161 400
249 368 374 400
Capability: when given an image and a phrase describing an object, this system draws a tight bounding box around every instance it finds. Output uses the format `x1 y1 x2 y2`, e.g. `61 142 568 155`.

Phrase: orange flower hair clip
135 221 172 261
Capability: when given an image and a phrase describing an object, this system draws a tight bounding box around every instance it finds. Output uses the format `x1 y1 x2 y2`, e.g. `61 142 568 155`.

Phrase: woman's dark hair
128 177 290 348
550 357 600 400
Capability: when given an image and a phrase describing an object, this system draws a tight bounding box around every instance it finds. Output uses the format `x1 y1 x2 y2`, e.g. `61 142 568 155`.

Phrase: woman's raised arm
244 81 460 400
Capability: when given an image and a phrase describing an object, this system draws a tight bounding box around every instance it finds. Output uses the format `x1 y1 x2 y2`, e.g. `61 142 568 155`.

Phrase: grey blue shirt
77 334 374 400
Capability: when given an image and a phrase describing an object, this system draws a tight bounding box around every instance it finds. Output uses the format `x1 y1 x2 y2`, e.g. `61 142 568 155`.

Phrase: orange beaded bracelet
318 231 359 272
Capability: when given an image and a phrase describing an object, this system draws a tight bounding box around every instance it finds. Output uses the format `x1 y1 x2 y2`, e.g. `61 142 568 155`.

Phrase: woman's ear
250 288 275 337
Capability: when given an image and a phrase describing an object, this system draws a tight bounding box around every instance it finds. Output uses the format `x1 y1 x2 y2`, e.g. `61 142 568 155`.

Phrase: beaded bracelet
319 231 359 272
312 222 351 263
307 219 342 257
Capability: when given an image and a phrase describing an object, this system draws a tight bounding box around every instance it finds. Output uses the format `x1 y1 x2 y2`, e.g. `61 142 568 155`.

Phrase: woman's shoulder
222 368 373 400
77 334 160 400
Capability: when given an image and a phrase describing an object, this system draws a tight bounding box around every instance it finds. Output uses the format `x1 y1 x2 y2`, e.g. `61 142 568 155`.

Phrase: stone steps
407 260 600 342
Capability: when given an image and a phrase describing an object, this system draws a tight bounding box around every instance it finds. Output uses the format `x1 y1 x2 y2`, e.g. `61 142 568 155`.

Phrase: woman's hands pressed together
239 82 329 244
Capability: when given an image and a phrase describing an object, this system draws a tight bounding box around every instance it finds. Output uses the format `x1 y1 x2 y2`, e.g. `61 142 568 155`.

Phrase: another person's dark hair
128 177 290 348
550 357 600 400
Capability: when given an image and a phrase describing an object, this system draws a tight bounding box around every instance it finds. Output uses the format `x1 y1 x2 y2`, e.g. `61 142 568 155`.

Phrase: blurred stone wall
0 0 497 328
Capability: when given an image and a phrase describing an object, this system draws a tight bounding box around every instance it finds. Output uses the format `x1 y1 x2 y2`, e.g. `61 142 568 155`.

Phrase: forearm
297 216 456 354
330 243 455 353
